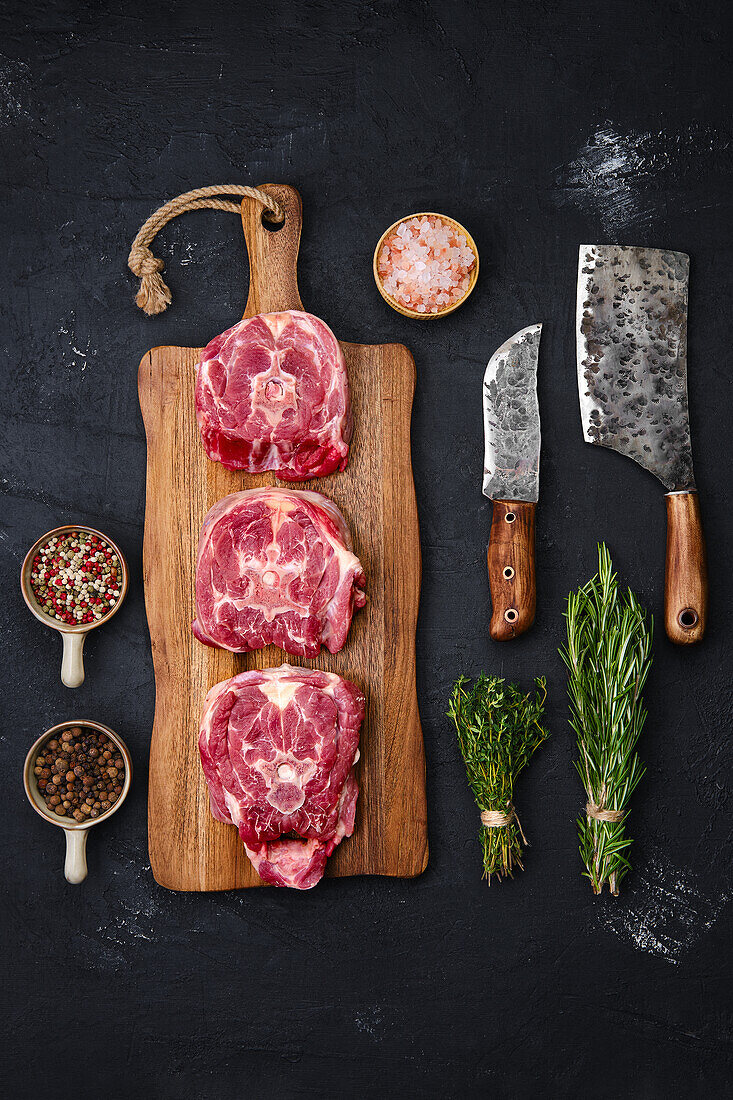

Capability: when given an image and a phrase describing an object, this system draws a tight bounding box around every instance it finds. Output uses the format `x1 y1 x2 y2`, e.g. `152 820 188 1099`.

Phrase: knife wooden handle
487 500 536 641
665 491 708 645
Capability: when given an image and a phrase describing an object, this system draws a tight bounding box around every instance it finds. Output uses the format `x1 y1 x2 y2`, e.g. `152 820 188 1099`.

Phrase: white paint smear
58 311 97 371
354 1006 384 1039
557 121 728 234
0 56 31 128
598 853 729 965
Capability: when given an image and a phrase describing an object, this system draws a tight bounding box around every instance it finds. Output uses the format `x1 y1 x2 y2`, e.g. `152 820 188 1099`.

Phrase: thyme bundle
561 544 652 896
448 675 548 883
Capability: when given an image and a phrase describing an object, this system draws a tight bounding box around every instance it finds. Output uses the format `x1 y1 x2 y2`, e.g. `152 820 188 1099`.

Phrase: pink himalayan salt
378 215 476 314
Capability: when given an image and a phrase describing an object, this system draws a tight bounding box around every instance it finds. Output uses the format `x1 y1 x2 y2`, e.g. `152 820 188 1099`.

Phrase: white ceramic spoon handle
61 632 85 688
64 829 88 884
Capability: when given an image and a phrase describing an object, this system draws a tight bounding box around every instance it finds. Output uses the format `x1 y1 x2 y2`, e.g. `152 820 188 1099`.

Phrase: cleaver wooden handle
487 500 536 641
665 491 708 645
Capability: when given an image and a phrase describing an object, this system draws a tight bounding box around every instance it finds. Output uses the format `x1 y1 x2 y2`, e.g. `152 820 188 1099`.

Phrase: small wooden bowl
373 212 479 319
21 525 129 688
24 720 133 884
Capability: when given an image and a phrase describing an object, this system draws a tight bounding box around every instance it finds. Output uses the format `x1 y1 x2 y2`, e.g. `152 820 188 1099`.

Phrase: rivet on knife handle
487 501 536 641
664 491 708 644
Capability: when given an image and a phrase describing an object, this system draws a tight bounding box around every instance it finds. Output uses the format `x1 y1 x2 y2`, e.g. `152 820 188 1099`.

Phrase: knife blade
576 244 708 644
482 323 541 641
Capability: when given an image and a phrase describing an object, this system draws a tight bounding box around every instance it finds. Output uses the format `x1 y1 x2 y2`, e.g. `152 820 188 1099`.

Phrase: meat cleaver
483 324 541 641
576 245 708 644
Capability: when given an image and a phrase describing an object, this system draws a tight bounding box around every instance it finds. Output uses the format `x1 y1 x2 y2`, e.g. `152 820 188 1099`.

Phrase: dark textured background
2 2 731 1096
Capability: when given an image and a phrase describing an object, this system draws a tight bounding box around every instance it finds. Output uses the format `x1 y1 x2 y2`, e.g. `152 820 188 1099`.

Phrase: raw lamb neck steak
195 310 352 480
192 487 366 657
199 664 366 889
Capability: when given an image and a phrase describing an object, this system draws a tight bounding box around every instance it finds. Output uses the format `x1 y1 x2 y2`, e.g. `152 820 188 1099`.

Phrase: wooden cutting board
139 184 428 890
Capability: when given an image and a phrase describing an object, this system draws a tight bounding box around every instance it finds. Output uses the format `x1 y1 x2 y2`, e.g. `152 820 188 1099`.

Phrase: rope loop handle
127 185 285 315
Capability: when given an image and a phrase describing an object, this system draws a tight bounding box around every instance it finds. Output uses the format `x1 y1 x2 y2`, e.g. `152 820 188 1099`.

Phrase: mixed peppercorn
34 727 126 822
29 530 122 626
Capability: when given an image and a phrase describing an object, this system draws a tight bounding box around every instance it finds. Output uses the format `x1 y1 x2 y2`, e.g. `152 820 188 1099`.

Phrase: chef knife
576 244 708 644
483 324 541 641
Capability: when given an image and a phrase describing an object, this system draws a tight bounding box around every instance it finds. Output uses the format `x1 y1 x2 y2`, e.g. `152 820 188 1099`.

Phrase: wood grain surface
664 490 708 645
139 184 428 890
487 500 536 641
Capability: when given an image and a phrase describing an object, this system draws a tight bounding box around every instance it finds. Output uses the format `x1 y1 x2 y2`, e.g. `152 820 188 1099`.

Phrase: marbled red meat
199 664 365 889
192 488 366 658
195 310 351 480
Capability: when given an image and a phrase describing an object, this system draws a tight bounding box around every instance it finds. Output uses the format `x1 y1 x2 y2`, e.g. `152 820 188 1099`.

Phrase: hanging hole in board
504 608 518 623
261 211 285 232
678 608 698 629
503 566 515 580
504 512 516 524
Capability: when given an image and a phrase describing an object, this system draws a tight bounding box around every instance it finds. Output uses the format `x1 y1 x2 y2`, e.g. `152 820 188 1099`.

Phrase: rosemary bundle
448 675 548 883
561 544 652 896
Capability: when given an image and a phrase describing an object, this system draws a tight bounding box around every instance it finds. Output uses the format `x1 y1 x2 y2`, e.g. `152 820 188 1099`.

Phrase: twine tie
480 804 527 845
585 801 625 824
480 809 514 828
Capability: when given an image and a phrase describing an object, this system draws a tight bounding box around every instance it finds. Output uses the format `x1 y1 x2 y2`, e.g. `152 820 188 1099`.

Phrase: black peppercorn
37 728 125 821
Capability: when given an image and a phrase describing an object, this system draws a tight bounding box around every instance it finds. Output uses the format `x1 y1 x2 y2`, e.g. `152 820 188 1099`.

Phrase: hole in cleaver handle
487 500 536 641
665 491 708 645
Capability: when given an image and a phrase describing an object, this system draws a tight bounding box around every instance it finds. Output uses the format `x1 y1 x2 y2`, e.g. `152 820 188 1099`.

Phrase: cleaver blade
576 244 708 644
